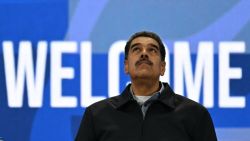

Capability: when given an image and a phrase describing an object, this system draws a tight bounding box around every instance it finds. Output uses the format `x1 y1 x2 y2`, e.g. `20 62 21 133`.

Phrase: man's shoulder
86 95 122 113
162 82 208 113
87 85 131 112
173 93 209 115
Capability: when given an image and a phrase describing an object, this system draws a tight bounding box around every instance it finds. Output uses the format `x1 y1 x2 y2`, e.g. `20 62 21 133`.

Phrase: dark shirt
75 82 217 141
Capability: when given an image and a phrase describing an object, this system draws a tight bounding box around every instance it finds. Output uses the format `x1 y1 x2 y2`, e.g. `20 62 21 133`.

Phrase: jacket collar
109 82 176 109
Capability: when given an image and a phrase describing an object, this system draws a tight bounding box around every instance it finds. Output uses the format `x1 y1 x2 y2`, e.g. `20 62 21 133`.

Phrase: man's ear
124 60 129 74
160 61 166 76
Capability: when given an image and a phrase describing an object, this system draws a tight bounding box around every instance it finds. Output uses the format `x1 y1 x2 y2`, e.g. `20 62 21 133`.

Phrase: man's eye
132 47 140 52
149 48 157 53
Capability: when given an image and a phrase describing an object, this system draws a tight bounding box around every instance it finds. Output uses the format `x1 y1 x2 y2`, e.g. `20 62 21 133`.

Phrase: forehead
130 36 159 47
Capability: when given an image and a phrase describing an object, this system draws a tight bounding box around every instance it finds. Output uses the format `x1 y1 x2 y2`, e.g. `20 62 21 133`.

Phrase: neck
131 78 160 96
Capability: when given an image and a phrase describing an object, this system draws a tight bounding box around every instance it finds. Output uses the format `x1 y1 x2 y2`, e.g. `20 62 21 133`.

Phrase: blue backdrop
0 0 250 141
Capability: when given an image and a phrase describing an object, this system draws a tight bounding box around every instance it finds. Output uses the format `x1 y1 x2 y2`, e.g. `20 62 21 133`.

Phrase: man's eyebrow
130 43 140 49
149 43 160 50
130 43 160 50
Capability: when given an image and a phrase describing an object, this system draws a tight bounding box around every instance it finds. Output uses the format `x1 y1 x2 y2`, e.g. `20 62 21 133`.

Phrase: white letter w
2 41 47 107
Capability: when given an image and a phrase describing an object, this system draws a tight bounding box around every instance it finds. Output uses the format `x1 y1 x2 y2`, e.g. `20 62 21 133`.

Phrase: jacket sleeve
191 109 217 141
75 107 96 141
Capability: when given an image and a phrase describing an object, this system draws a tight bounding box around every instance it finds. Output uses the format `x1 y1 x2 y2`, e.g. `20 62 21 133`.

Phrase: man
75 31 217 141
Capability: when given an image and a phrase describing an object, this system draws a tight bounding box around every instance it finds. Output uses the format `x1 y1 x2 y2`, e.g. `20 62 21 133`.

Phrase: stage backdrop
0 0 250 141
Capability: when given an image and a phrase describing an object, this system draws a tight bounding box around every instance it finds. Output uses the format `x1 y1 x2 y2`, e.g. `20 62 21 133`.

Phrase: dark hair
124 31 166 61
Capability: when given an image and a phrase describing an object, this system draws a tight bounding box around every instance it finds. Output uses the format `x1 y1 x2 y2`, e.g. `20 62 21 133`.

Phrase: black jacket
75 83 217 141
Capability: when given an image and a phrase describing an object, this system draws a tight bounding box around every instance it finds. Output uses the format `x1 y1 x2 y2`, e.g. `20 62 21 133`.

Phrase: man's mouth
136 60 153 66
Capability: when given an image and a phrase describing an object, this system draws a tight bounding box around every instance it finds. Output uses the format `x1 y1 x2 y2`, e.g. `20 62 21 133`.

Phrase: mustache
135 59 153 66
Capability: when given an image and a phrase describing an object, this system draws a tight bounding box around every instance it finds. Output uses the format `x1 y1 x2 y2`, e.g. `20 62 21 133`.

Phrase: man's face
124 36 165 80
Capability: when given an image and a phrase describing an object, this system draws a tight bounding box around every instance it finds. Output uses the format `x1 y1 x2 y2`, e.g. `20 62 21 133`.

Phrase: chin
134 72 152 79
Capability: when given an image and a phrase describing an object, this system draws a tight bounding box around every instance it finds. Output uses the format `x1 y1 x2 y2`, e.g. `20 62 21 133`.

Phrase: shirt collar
109 82 176 110
130 82 164 105
130 82 164 97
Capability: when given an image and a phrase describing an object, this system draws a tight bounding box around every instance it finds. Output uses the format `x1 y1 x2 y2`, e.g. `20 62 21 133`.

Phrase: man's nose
140 48 149 59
